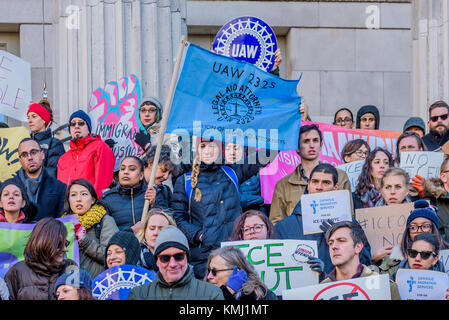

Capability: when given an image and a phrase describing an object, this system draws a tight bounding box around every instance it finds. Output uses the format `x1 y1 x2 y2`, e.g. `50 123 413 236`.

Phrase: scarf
360 184 382 208
18 168 43 204
64 204 106 230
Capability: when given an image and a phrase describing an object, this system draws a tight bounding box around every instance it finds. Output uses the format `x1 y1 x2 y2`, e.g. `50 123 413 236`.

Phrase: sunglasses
70 121 86 127
407 249 437 260
430 114 449 122
207 268 233 277
158 252 186 263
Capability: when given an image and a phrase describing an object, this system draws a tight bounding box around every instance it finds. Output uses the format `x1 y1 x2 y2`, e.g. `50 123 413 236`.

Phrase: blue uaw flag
166 43 301 150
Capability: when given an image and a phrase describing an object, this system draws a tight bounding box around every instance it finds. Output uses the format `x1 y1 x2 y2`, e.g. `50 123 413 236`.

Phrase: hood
137 96 163 131
356 105 380 129
423 178 448 199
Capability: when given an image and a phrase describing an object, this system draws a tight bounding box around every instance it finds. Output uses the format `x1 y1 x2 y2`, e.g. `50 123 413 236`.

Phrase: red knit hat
27 103 51 126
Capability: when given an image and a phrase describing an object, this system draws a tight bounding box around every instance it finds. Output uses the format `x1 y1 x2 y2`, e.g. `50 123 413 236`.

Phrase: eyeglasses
140 107 157 114
335 118 353 125
207 268 234 277
158 252 186 263
408 224 432 233
242 224 265 234
19 149 41 159
59 240 70 249
407 249 437 260
430 114 449 122
70 121 86 127
354 150 369 157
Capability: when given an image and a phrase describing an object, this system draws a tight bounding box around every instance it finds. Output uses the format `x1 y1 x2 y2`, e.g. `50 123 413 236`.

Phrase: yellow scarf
63 204 107 230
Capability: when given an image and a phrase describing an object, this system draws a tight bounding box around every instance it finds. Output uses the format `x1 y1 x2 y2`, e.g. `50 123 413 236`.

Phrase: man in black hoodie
356 105 380 130
422 100 449 151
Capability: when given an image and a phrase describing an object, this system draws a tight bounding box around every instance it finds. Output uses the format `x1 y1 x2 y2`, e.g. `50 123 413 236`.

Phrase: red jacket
57 135 115 197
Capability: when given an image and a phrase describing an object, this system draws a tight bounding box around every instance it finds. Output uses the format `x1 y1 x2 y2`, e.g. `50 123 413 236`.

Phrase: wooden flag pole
140 35 187 223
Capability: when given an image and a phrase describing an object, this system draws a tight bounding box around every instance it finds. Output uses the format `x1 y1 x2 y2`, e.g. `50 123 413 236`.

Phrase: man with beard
14 138 66 222
57 110 115 197
422 100 449 151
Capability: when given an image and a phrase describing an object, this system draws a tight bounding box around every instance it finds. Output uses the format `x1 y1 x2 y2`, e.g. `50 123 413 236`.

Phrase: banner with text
260 122 402 203
221 239 319 296
396 269 448 300
282 274 391 300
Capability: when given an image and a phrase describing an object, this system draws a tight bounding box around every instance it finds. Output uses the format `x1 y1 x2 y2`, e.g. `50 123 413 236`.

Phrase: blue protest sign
92 264 156 300
213 16 278 72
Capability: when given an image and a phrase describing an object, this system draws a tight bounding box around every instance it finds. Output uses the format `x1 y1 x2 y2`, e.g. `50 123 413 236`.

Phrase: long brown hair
229 210 275 241
24 217 68 274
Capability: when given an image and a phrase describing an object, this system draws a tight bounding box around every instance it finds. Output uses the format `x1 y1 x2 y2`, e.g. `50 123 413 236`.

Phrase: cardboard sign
439 249 449 275
221 239 319 296
400 151 445 180
88 74 141 171
336 160 364 192
260 121 401 203
356 202 414 255
282 274 391 300
396 269 448 300
213 16 278 72
92 264 156 300
0 51 31 122
0 127 30 181
301 190 352 235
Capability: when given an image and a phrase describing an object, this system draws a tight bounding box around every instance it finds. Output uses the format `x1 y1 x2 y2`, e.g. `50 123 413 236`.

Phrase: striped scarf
64 204 106 230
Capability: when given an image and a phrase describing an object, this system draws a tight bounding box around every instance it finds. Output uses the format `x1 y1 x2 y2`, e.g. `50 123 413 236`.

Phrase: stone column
411 0 449 121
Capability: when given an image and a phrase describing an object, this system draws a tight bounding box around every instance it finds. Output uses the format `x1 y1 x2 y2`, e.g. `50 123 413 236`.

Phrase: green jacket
128 266 224 300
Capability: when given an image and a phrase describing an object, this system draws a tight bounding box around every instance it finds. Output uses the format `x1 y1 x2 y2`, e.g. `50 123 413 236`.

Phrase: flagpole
140 35 187 223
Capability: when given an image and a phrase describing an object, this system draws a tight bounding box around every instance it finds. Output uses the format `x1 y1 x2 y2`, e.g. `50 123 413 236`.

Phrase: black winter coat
30 129 65 178
13 168 66 222
172 162 261 279
422 129 449 151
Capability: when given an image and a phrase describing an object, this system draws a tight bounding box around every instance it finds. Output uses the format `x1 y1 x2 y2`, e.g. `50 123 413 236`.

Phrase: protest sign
260 121 401 203
0 51 31 122
0 215 79 278
0 126 30 181
212 16 278 72
439 249 449 274
301 190 352 235
356 202 414 255
336 160 364 192
396 269 449 300
88 74 141 171
400 151 444 180
221 239 319 296
92 264 156 300
282 273 391 300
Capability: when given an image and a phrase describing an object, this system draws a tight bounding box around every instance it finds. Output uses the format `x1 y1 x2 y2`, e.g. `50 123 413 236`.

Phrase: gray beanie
153 226 190 259
140 96 163 123
403 116 426 133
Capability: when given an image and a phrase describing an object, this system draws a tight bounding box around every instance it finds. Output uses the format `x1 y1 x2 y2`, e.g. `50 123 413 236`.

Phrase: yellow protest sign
0 126 30 181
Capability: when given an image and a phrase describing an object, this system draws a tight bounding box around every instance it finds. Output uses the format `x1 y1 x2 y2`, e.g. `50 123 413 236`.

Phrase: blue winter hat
69 110 92 133
54 268 92 294
406 200 439 228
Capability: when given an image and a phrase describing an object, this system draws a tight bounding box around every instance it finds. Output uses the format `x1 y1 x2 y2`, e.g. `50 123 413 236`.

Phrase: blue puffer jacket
274 200 372 276
30 129 65 179
172 162 261 279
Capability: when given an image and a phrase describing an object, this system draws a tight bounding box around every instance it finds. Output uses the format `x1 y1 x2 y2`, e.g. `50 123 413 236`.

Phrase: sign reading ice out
212 16 278 72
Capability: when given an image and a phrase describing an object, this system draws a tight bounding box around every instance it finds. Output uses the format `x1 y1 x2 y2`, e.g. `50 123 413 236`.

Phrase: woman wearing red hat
27 100 65 178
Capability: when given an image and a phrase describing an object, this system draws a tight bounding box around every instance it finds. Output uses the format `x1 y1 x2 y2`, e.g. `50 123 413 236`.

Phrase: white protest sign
396 269 448 300
336 160 364 192
301 190 352 235
282 274 391 300
400 151 445 180
356 202 413 255
221 239 319 296
0 51 31 122
439 249 449 275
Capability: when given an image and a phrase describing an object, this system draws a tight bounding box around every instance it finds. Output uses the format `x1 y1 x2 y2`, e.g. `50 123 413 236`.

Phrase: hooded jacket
356 105 380 129
30 128 65 178
422 178 449 241
57 135 115 198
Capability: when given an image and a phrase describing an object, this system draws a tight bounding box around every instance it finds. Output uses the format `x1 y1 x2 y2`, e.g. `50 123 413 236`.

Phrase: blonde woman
136 208 176 272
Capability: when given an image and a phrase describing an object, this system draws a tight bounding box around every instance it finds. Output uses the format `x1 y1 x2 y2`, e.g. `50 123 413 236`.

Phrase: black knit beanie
104 228 140 268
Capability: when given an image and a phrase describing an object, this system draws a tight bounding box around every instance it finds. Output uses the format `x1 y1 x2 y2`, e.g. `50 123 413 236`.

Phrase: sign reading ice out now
212 16 278 72
221 239 319 296
301 190 352 235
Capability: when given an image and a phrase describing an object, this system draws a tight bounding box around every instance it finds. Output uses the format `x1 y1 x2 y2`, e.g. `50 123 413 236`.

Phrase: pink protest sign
260 121 402 204
88 74 142 171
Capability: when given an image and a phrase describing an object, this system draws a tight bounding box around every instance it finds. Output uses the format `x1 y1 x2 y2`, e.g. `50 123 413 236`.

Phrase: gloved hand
134 131 151 151
319 219 335 233
239 176 264 208
307 256 325 274
226 266 247 293
74 223 87 243
411 174 425 199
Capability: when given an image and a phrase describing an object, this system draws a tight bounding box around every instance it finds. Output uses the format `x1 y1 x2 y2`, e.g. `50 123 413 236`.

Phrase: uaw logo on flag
213 16 278 72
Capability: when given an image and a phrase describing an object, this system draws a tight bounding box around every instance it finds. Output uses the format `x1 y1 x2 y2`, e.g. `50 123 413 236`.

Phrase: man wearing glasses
57 110 115 198
128 225 224 300
422 100 449 151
